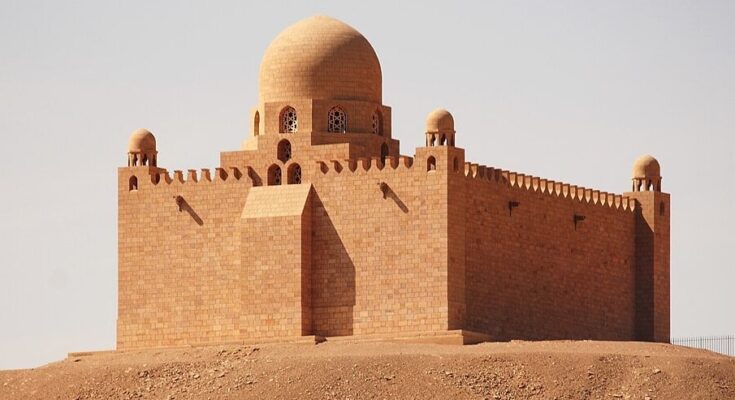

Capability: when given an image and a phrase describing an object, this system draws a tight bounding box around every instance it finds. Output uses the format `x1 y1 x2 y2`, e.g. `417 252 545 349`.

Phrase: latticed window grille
281 107 297 133
372 111 381 135
273 168 281 185
328 107 346 133
290 164 302 184
268 165 282 185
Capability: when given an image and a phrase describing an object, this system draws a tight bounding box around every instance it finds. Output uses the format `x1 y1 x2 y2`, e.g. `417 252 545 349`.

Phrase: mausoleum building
117 16 670 349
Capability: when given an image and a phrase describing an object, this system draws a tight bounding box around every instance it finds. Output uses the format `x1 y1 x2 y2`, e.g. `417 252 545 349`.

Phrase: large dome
258 16 382 103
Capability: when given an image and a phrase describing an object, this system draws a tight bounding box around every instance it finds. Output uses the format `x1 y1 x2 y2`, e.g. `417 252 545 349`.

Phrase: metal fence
671 335 734 357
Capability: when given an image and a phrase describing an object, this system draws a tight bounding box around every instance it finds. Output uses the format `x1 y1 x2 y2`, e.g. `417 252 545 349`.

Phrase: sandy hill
1 340 733 399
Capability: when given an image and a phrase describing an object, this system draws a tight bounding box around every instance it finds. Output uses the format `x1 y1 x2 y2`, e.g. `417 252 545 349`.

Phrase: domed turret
258 16 382 103
425 108 455 146
631 154 661 192
127 128 157 167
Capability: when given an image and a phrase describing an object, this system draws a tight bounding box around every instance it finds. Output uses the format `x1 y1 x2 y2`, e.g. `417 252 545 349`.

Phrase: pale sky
1 0 733 369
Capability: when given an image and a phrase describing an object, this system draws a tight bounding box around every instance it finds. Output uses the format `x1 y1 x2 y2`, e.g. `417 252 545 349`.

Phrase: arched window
328 106 346 133
277 139 292 162
267 165 282 185
372 110 382 136
253 110 260 136
280 107 297 133
287 163 302 184
129 175 138 191
427 156 436 172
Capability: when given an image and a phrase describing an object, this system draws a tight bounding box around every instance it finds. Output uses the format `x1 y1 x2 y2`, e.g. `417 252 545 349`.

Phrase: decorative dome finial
127 128 157 167
425 108 455 147
631 154 661 192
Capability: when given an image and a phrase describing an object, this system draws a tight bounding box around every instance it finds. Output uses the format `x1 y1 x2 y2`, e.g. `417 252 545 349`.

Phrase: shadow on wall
635 206 655 342
379 181 409 213
175 195 204 226
311 193 356 336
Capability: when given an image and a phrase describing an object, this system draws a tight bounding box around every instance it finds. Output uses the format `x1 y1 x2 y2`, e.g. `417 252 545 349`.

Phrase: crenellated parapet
124 166 258 191
462 161 636 212
315 155 414 175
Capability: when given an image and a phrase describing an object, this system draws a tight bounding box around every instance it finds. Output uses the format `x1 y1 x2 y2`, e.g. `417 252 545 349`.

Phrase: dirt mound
1 340 733 399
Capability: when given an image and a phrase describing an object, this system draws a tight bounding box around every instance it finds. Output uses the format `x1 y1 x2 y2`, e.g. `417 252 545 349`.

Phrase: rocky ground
1 340 733 399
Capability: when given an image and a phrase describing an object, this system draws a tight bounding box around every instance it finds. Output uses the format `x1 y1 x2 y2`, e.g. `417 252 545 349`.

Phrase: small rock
652 368 661 375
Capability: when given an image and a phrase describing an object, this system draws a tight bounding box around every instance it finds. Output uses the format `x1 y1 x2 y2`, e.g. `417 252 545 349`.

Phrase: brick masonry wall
117 167 251 349
119 131 664 347
462 174 638 341
627 191 670 342
240 185 313 339
309 156 451 336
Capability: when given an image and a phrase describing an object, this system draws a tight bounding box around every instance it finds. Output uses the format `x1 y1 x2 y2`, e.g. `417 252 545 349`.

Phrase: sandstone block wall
309 157 451 336
117 167 251 349
240 185 313 338
118 143 666 349
461 170 638 341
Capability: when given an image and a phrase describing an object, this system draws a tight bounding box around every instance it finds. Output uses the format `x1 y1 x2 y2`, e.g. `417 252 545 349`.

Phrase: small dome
258 16 382 103
632 155 661 178
128 128 156 152
426 109 455 133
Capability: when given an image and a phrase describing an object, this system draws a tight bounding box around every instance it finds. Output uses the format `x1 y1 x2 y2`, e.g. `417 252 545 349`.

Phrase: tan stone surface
117 15 670 350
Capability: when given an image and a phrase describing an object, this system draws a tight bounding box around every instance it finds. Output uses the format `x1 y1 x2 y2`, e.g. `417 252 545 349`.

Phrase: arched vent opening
129 175 138 191
427 156 437 172
288 164 302 184
328 106 347 133
280 106 297 133
253 110 260 136
380 143 389 165
267 165 282 185
277 139 292 162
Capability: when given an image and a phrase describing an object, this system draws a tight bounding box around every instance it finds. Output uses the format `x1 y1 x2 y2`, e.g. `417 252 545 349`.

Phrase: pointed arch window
280 107 297 133
268 165 282 185
278 139 292 162
328 107 347 133
288 164 302 184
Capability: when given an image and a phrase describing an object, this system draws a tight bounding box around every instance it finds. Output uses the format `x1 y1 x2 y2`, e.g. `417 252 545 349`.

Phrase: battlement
127 166 257 189
462 162 636 212
316 155 414 175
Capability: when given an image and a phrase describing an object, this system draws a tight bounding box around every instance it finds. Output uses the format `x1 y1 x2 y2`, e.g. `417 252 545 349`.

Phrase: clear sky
1 0 733 369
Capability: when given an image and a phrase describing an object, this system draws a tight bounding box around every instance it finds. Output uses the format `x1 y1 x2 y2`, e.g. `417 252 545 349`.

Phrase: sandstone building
117 16 670 349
